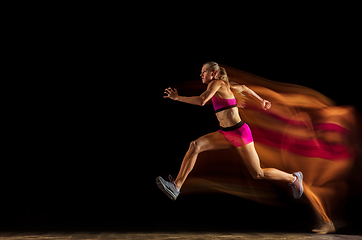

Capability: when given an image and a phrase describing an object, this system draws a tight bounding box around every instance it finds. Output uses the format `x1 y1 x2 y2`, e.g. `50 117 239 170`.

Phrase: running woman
156 62 303 201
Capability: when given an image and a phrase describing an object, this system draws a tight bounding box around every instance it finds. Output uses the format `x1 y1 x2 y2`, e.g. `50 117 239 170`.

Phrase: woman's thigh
194 131 232 152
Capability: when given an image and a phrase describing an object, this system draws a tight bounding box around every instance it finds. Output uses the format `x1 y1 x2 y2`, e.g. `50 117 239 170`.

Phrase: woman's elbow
200 97 207 106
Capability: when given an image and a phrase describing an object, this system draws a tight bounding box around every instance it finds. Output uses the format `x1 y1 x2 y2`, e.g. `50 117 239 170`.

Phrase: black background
5 4 362 233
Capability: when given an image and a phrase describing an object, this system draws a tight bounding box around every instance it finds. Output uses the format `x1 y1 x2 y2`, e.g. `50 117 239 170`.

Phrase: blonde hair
204 61 230 86
205 61 247 107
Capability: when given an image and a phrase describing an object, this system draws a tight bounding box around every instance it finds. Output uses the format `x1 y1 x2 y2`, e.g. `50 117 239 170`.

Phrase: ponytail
204 61 230 86
218 66 229 86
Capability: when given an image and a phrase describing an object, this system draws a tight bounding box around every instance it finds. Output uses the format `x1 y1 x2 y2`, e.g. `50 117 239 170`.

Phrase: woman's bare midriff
215 107 242 128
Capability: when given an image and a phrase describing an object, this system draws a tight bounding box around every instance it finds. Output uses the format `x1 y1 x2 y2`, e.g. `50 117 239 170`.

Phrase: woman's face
200 65 216 84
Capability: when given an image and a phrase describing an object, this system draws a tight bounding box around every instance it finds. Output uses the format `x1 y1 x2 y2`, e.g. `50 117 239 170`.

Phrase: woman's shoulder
209 80 228 88
214 81 234 98
207 80 225 91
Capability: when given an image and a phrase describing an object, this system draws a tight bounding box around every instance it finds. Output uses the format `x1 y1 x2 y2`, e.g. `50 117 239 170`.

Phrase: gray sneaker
288 171 304 199
156 175 180 201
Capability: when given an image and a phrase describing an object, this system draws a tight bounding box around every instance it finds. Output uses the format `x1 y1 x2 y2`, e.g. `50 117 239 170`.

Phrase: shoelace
168 175 179 192
168 175 174 182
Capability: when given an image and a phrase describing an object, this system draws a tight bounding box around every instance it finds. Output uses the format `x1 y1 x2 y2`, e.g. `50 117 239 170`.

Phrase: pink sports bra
212 95 237 113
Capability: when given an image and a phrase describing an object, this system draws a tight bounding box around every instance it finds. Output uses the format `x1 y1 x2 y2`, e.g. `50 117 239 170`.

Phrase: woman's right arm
164 87 204 106
164 81 222 106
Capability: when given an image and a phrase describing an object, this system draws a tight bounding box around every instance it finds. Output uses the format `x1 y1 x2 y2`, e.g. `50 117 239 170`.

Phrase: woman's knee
189 140 202 153
251 169 265 180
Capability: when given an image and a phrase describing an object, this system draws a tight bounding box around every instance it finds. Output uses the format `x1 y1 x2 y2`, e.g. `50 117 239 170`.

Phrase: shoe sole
156 176 177 201
294 171 304 199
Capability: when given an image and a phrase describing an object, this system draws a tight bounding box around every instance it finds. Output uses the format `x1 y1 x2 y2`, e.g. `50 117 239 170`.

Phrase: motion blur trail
177 65 361 232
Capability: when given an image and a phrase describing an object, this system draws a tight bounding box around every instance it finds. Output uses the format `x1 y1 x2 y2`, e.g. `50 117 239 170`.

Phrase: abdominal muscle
215 107 242 128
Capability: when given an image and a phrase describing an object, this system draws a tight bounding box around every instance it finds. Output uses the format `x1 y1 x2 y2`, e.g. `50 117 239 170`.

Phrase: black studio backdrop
6 10 361 230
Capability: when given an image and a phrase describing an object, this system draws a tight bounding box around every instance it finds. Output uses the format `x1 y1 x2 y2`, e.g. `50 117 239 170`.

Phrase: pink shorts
217 122 253 147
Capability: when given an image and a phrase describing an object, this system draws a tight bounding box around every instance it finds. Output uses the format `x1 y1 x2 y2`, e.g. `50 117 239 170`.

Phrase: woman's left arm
238 85 271 110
